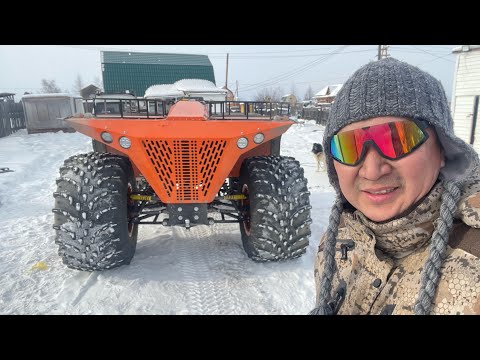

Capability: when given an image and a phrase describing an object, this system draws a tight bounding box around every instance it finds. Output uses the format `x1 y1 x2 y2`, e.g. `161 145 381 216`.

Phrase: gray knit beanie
323 57 480 195
311 57 480 315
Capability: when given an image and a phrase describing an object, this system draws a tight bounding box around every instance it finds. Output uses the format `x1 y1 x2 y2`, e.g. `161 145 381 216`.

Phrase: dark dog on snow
312 143 325 172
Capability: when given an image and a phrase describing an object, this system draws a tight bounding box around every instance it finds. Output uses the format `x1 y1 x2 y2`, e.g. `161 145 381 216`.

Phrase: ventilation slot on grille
142 140 175 197
173 140 198 201
198 140 226 197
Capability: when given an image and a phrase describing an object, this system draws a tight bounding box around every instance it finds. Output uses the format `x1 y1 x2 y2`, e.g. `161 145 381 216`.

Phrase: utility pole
225 53 229 88
235 80 239 101
378 45 389 60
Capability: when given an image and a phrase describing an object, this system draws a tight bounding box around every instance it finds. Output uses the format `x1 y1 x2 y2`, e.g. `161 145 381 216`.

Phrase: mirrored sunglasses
329 119 429 166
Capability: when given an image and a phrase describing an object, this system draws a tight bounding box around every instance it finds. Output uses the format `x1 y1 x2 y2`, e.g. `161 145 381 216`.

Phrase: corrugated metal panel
102 51 212 66
102 63 216 97
453 95 475 143
23 97 82 133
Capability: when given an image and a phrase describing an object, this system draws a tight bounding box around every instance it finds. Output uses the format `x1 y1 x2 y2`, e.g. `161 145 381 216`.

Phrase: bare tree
41 79 62 93
73 74 84 95
290 83 297 98
304 85 314 101
254 86 284 102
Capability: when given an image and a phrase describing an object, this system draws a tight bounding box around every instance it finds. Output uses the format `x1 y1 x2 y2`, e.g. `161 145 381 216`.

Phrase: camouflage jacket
314 176 480 315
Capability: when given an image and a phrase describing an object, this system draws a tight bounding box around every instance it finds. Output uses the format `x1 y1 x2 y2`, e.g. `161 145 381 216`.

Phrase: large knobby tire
53 152 138 271
238 155 312 261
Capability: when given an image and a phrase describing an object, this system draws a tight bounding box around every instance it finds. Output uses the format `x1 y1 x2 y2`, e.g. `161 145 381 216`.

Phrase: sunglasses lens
330 120 427 165
331 130 360 164
393 121 426 154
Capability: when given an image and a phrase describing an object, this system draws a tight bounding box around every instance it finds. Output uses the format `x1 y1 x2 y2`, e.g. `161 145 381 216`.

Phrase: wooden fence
0 101 25 138
300 107 329 125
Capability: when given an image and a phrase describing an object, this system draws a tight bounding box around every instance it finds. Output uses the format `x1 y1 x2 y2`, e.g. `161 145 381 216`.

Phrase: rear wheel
53 152 138 271
238 156 312 261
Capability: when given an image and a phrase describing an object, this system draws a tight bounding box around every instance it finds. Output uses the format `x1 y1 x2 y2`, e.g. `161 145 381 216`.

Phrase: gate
0 96 25 138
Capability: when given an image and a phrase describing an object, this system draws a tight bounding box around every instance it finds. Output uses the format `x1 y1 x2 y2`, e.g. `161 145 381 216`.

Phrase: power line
240 46 350 92
413 45 456 51
415 53 456 67
57 45 354 55
409 45 455 63
389 46 452 55
57 45 376 59
219 48 376 59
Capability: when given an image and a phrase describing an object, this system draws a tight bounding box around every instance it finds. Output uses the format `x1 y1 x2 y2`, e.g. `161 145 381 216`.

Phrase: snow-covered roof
314 84 343 97
174 79 227 94
282 94 294 97
145 79 227 100
144 85 183 98
452 45 480 53
22 93 79 99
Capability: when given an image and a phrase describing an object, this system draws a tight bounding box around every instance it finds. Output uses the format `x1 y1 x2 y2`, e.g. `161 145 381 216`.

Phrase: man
310 57 480 315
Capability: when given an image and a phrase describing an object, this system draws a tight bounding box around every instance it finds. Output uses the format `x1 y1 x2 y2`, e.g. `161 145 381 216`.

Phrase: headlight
100 132 113 143
237 137 248 149
119 136 131 149
253 133 265 144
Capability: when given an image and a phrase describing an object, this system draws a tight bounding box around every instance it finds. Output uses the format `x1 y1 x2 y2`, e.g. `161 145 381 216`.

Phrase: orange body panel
66 101 293 204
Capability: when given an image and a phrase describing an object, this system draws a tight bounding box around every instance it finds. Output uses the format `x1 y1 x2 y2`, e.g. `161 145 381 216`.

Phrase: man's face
333 117 445 222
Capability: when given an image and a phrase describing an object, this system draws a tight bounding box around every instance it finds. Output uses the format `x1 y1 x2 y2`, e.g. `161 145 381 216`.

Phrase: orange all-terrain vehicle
52 98 312 271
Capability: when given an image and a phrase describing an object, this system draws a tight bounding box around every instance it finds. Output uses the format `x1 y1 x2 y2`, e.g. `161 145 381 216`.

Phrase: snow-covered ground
0 120 335 314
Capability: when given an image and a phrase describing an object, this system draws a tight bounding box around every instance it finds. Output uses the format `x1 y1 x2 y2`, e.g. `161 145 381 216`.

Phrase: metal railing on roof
85 97 170 118
207 101 291 120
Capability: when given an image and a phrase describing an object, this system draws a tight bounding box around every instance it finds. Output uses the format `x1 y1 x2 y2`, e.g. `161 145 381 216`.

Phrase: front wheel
238 156 312 261
53 152 138 271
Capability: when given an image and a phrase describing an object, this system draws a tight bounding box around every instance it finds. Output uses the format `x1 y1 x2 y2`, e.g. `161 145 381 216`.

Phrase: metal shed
22 93 84 134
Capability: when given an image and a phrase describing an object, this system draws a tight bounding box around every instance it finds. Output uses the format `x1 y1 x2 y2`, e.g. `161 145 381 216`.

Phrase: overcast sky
0 45 459 102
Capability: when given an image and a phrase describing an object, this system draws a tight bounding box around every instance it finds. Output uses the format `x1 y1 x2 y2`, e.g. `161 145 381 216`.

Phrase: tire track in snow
57 271 99 309
174 222 242 315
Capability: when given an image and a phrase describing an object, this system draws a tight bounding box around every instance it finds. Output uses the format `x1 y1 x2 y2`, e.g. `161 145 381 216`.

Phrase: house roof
101 51 212 66
314 84 343 97
101 51 216 97
80 84 101 98
81 84 100 91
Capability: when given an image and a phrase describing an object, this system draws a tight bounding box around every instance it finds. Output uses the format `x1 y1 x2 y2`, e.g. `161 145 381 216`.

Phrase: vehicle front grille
142 139 227 201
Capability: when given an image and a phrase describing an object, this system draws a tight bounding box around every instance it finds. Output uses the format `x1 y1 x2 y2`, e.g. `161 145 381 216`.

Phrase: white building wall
451 47 480 152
